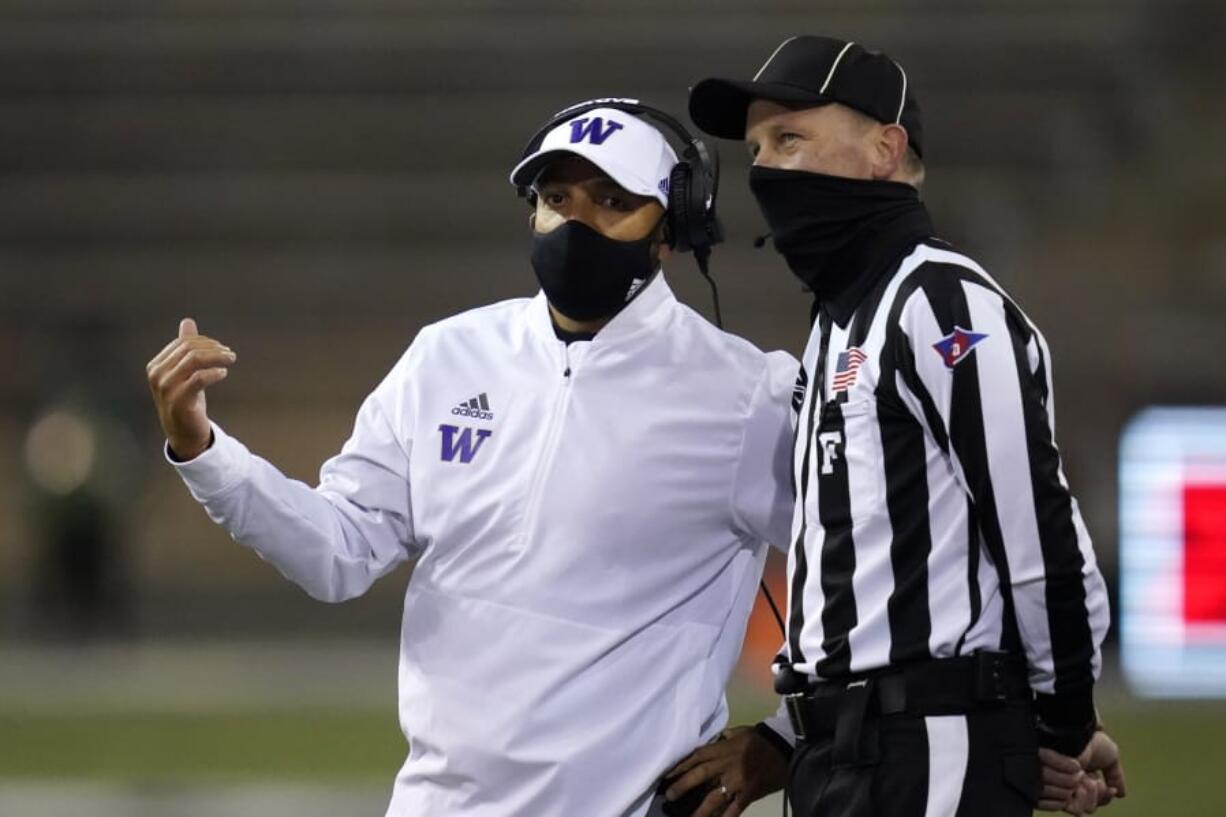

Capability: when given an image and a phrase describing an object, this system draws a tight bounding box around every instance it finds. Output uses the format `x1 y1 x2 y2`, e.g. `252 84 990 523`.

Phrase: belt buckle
785 693 809 742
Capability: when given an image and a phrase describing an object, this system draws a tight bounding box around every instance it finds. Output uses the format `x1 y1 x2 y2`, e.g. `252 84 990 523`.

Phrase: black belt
778 652 1031 746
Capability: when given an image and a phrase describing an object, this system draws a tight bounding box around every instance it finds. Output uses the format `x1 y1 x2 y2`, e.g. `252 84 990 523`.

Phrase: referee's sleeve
894 265 1110 748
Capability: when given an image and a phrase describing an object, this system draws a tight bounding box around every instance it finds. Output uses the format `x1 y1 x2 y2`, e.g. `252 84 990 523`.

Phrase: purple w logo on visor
568 117 624 145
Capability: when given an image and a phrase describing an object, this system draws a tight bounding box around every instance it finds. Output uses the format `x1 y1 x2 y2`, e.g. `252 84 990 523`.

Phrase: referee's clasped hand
146 317 236 461
1038 731 1126 815
662 726 787 817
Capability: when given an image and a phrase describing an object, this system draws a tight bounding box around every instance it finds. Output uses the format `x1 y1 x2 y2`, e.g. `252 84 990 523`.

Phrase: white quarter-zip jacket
170 274 798 817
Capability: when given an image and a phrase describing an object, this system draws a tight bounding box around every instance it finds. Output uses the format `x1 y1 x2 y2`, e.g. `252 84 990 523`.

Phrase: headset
516 99 788 640
515 97 727 326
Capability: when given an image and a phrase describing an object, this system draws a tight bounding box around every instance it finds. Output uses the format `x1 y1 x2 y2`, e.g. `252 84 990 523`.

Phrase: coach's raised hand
146 317 236 461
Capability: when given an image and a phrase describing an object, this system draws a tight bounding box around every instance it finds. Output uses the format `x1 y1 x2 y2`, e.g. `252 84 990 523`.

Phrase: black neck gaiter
531 219 658 323
749 166 935 316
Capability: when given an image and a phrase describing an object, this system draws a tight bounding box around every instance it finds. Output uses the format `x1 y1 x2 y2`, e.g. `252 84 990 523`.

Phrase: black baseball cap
689 35 924 158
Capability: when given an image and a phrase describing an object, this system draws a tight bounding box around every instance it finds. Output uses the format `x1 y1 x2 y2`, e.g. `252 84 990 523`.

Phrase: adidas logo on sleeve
451 393 494 421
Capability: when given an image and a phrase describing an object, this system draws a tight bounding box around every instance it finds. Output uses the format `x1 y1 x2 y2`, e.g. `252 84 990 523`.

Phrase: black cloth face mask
748 166 933 301
530 219 659 323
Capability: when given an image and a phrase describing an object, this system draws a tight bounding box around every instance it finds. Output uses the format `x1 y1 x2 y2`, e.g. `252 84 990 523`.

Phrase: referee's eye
778 132 801 149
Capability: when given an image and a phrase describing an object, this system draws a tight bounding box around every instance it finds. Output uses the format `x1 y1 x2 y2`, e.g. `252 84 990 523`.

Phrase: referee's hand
146 317 236 461
1038 731 1126 815
662 726 787 817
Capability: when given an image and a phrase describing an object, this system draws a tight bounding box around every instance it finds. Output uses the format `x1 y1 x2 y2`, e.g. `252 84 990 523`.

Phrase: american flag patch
832 347 867 393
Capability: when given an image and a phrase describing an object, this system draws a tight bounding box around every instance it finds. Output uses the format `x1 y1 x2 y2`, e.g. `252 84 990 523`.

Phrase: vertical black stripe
1005 310 1093 693
937 266 1092 673
882 275 950 456
815 397 856 676
787 312 833 665
849 268 937 666
954 499 982 656
880 399 933 665
813 306 865 677
913 265 1025 663
479 393 490 411
877 271 941 665
872 716 933 813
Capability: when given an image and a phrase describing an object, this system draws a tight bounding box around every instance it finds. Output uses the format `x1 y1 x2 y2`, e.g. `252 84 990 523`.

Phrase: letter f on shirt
439 424 493 464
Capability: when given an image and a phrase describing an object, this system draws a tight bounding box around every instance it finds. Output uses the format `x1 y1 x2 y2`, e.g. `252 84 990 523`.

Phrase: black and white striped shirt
781 240 1110 732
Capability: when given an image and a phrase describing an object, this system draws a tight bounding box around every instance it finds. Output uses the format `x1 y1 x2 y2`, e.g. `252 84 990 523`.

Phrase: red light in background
1184 484 1226 623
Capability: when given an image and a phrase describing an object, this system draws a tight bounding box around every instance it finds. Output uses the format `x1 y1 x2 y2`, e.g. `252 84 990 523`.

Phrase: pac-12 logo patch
933 327 988 369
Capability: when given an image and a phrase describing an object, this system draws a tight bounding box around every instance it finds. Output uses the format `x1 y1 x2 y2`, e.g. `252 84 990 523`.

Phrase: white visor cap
510 108 679 209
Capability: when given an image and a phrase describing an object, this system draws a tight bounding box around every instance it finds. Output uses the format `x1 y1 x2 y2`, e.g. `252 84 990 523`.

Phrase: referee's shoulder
889 240 1011 311
901 240 995 286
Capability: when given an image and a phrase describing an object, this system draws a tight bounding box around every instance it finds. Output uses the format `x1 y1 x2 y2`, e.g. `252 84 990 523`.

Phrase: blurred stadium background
3 1 1225 815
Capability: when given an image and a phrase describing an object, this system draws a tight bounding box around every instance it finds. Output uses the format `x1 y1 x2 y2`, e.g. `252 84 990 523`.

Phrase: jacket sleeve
169 347 422 603
893 264 1109 752
730 350 800 552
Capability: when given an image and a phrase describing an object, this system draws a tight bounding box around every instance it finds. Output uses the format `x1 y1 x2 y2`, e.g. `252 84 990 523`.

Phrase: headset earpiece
667 162 694 253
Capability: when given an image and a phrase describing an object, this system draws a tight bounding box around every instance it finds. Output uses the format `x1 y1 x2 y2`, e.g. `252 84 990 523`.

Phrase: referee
664 36 1127 817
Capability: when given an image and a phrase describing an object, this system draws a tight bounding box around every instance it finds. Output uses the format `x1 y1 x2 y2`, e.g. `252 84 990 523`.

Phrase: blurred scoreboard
1121 407 1226 697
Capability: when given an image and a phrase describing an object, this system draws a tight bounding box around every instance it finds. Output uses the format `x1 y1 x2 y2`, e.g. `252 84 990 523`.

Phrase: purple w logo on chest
438 424 493 464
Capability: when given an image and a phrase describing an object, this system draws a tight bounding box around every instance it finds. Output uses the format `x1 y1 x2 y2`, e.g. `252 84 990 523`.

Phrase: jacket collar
525 272 677 347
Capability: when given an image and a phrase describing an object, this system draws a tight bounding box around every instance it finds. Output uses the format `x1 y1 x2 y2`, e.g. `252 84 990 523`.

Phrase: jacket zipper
514 343 575 552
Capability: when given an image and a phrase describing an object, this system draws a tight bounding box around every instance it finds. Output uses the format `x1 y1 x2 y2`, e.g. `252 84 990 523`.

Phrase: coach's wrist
168 430 215 462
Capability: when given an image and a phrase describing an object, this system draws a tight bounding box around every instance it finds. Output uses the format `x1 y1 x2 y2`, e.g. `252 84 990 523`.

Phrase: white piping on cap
892 59 908 124
753 36 798 81
819 41 856 94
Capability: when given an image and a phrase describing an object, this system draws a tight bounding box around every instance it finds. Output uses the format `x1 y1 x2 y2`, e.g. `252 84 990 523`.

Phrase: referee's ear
871 122 911 182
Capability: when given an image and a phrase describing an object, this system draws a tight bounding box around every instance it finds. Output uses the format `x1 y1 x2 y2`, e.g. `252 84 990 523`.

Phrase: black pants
787 702 1040 817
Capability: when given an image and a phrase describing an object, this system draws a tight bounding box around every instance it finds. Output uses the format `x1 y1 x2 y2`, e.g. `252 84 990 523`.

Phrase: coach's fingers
147 335 186 374
161 346 236 392
1037 797 1069 812
150 337 234 391
175 366 229 398
179 317 199 339
665 762 717 802
692 786 735 817
665 742 724 780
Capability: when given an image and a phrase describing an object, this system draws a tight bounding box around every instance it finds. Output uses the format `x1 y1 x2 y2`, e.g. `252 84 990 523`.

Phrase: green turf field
2 695 1223 816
